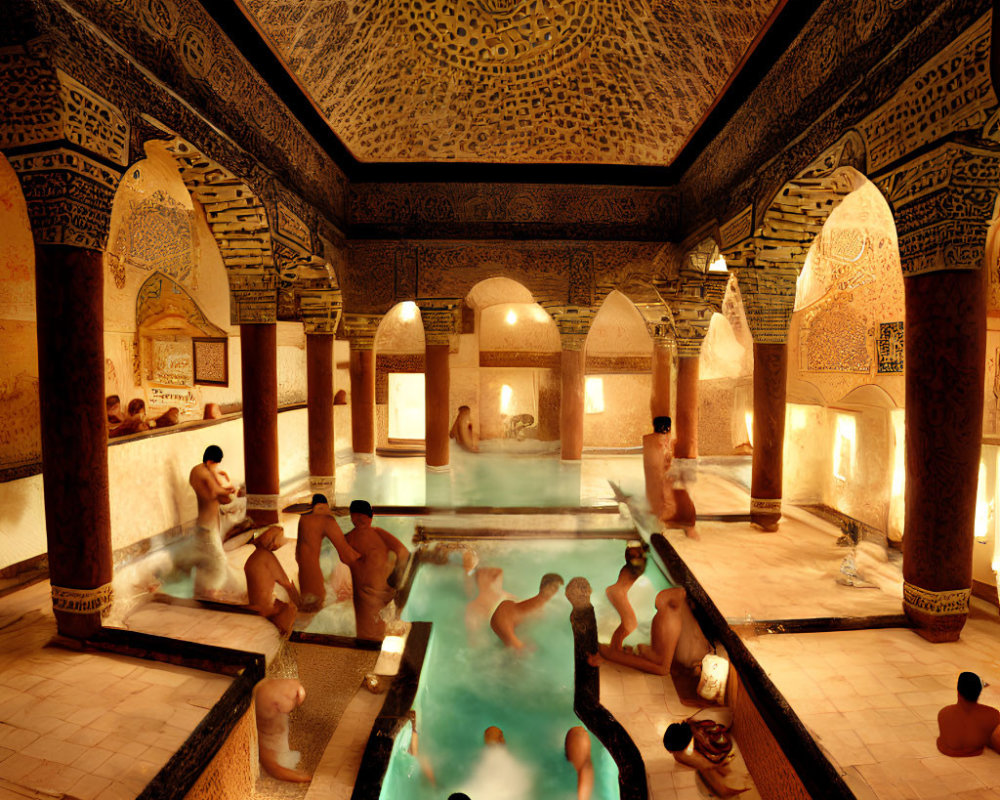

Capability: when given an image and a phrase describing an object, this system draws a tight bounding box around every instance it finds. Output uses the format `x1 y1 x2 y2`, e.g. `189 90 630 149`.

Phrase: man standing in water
643 417 697 538
295 494 361 612
188 445 245 599
345 500 410 640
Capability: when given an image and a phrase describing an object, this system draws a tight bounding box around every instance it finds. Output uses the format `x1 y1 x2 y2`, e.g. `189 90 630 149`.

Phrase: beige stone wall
0 154 40 478
183 704 258 800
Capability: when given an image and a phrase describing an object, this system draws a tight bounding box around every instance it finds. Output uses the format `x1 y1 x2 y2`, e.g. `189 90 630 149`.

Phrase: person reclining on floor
295 493 361 612
598 586 710 675
245 526 301 636
490 573 564 650
937 671 1000 757
663 721 747 797
345 500 410 640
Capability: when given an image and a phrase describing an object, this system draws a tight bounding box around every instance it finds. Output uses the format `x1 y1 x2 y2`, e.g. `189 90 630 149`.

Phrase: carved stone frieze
874 142 1000 276
9 147 121 250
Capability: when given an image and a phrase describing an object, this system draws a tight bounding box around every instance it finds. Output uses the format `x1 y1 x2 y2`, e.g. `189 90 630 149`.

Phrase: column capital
874 141 1000 277
298 287 343 335
341 313 382 350
734 266 800 345
415 298 461 347
636 304 675 345
542 303 594 351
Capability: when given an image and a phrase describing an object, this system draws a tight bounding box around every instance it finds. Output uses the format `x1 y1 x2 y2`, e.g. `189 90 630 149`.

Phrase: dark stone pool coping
350 621 432 800
329 504 622 516
82 627 265 800
650 532 859 800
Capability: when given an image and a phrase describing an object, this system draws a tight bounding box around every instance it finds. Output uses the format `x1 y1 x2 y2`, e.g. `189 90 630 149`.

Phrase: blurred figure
449 405 479 452
295 493 361 612
333 389 347 405
255 678 310 782
204 402 223 419
110 398 150 437
152 406 179 428
663 721 746 797
490 573 564 650
245 525 300 636
605 543 648 651
189 444 246 600
106 394 124 427
565 726 594 800
454 727 531 800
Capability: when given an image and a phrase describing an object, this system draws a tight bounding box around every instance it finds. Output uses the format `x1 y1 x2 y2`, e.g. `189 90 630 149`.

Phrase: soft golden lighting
744 411 754 447
584 377 605 414
788 405 808 431
505 309 518 325
400 301 417 322
975 461 989 543
500 384 513 414
708 256 728 272
832 414 856 482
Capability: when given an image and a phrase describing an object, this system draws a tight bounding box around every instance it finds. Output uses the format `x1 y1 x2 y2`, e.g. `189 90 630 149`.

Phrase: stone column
241 322 280 524
675 351 701 459
306 333 335 494
878 142 1000 641
641 313 674 422
36 246 115 638
417 300 460 470
736 266 799 531
547 306 594 462
342 314 380 462
299 285 343 495
9 129 124 637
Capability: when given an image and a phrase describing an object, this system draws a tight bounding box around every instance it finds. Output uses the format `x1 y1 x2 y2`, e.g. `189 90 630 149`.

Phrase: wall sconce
505 309 517 325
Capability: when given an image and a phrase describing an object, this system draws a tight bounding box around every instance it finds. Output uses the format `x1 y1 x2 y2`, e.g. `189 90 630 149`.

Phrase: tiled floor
7 452 1000 799
667 479 1000 800
0 582 233 800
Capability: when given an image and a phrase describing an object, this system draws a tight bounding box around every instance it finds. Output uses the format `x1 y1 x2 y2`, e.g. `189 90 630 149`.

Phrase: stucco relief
243 0 779 165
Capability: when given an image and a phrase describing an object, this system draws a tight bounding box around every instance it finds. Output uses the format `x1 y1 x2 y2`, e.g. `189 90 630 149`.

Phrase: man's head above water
483 725 505 746
349 499 373 527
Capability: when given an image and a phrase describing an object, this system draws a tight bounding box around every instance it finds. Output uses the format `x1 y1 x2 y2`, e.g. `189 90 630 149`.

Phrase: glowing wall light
500 384 513 414
832 414 856 482
976 461 990 543
708 256 728 272
584 377 605 414
505 309 518 325
399 301 417 322
744 411 754 447
788 405 808 432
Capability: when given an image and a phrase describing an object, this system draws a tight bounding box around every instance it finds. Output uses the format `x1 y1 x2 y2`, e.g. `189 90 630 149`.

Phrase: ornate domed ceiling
237 0 782 166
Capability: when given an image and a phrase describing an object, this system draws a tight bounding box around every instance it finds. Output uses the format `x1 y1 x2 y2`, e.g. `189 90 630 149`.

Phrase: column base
426 463 451 473
354 453 375 465
51 583 114 639
750 497 781 532
560 458 583 465
903 582 970 642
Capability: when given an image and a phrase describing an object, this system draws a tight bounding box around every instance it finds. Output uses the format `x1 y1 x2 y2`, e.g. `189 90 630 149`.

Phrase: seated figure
254 678 310 782
204 402 223 420
152 406 180 428
245 526 301 636
490 573 564 650
598 587 710 675
106 394 124 426
110 398 150 437
663 721 746 797
449 405 479 452
937 671 1000 757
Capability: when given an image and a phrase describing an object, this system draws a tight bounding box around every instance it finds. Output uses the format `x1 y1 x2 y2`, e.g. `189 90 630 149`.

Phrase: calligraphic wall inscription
877 321 904 374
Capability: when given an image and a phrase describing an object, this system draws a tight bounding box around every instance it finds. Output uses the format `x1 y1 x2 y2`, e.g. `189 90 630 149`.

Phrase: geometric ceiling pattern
239 0 780 166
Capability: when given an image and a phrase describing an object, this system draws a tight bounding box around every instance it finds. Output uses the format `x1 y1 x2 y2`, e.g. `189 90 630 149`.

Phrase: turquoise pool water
379 537 672 800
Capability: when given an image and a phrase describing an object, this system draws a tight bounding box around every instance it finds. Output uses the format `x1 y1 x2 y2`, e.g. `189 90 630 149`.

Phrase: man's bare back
345 501 410 640
245 527 300 636
189 446 240 530
490 573 563 650
296 495 360 612
938 673 1000 757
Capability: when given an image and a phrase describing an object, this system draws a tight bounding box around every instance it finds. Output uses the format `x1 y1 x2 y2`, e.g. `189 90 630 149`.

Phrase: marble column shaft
36 245 113 638
349 345 376 456
424 344 451 468
306 333 335 493
240 323 280 524
561 348 586 461
903 269 984 642
750 343 787 531
650 341 672 421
